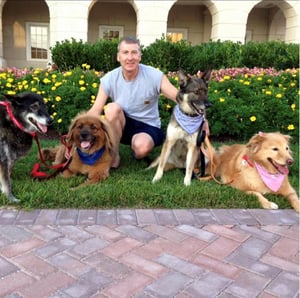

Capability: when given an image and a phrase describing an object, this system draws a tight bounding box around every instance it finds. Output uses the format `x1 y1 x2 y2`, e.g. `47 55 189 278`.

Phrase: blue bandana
76 146 105 165
174 105 204 134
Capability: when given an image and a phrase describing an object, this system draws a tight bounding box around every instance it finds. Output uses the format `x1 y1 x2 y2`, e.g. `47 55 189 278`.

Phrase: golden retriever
208 132 299 212
42 112 116 187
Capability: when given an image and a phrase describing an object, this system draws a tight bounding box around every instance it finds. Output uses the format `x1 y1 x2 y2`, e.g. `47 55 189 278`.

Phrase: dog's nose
47 117 53 126
205 101 212 108
287 158 294 166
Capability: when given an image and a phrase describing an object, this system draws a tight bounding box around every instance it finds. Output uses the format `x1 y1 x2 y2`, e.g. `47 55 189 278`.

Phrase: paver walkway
0 208 299 298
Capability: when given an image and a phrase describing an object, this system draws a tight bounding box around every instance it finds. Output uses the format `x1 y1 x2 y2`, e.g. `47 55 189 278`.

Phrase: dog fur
0 92 52 202
149 69 211 186
42 112 116 188
208 132 299 212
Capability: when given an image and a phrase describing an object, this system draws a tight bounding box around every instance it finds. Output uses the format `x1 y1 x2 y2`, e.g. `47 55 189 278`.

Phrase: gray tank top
101 64 163 128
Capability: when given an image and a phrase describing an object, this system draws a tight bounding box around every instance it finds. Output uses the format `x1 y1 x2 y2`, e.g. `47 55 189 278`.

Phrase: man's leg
104 103 125 168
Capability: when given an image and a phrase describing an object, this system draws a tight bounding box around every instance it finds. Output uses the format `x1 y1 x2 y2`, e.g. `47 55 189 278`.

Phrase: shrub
0 67 298 139
241 41 299 70
50 38 299 72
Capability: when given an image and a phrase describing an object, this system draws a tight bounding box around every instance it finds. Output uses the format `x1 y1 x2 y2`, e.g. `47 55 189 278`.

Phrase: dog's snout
287 158 294 166
205 101 212 108
47 117 53 126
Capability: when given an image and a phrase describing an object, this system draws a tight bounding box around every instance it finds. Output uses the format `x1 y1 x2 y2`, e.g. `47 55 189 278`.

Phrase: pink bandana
254 162 286 192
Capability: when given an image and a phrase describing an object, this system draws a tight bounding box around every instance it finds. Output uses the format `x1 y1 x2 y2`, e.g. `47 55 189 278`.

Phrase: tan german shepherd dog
149 69 211 186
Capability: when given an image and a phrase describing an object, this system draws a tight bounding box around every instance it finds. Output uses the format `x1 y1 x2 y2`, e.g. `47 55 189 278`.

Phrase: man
89 36 208 168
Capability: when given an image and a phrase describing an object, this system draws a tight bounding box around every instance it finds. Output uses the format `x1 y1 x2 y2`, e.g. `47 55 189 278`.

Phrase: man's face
117 41 141 72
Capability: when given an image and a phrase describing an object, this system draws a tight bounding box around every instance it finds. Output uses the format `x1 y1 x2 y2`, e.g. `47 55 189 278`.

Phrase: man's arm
88 84 109 115
160 74 178 103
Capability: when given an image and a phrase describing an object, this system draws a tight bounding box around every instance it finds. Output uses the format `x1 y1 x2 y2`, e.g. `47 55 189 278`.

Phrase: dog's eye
91 124 97 130
30 103 39 111
78 124 83 129
272 147 279 151
286 147 289 151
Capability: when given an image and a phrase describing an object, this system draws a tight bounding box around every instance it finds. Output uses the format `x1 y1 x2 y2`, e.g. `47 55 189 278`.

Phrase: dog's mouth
80 141 94 151
268 158 289 175
191 102 205 115
29 117 48 133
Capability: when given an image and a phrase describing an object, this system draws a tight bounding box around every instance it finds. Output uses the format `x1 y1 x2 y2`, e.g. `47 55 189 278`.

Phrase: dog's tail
146 156 160 170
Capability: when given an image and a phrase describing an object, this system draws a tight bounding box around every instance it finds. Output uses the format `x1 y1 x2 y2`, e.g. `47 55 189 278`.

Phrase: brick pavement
0 208 299 298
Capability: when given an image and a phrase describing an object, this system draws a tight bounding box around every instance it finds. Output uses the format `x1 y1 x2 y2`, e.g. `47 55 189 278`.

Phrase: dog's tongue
37 123 48 133
278 165 289 175
81 141 91 150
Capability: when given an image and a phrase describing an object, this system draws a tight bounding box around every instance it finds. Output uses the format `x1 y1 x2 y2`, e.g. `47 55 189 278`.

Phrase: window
99 25 124 40
26 23 49 61
167 28 188 42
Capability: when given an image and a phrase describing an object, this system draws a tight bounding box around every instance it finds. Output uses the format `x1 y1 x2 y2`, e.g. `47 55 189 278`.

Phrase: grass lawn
1 138 299 210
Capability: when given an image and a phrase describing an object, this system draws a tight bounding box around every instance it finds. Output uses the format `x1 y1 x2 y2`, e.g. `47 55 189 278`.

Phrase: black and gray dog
149 69 211 186
0 92 52 202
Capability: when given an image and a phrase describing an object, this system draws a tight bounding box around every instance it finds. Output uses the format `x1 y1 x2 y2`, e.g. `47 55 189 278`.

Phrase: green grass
1 139 299 210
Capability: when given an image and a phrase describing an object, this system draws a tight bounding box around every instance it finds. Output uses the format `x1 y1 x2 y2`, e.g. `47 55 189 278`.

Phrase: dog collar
76 146 105 165
254 162 285 192
174 105 204 134
242 155 254 167
0 101 36 137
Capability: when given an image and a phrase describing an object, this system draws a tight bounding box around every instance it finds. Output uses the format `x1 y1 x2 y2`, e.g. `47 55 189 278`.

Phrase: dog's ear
178 68 189 88
198 69 212 84
99 118 117 154
65 119 78 146
246 133 264 153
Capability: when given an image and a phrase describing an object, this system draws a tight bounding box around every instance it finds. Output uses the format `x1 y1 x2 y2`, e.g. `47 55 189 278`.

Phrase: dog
41 112 116 188
149 68 212 186
208 132 299 212
0 92 52 202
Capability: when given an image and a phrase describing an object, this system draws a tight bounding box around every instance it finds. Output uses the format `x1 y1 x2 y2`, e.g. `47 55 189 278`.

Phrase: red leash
31 134 73 180
0 100 72 180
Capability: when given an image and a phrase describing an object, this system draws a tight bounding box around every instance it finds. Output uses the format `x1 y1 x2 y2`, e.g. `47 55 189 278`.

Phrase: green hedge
50 37 299 72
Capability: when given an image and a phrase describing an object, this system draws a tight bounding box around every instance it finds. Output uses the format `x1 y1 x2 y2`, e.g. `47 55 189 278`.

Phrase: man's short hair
118 36 141 52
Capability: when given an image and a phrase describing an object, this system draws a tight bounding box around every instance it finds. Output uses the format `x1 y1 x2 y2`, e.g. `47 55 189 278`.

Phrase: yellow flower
265 90 272 95
227 88 231 93
7 78 14 83
92 82 98 88
257 77 263 81
276 94 282 98
55 82 62 87
214 89 218 93
291 103 296 111
91 95 95 100
79 80 85 85
43 78 51 84
7 90 16 95
290 82 296 87
31 87 37 92
51 74 57 79
6 82 12 88
224 75 231 80
64 71 72 77
80 86 86 91
55 96 62 102
51 86 56 91
219 97 225 102
166 104 172 110
243 81 250 86
250 116 256 122
287 124 295 130
57 118 62 123
52 112 57 117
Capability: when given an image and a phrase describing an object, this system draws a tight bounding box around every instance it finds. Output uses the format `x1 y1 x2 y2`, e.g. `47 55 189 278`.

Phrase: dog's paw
269 202 279 209
184 176 192 186
8 195 20 203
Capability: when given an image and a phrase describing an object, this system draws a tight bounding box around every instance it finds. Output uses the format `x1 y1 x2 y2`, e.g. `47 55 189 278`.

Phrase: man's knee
132 133 154 159
104 103 123 121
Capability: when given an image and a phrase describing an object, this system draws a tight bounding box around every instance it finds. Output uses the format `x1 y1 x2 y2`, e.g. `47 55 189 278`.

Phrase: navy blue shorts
121 115 165 147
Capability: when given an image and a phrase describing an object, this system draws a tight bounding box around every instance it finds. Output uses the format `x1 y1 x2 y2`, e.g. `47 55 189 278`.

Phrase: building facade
0 0 299 69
